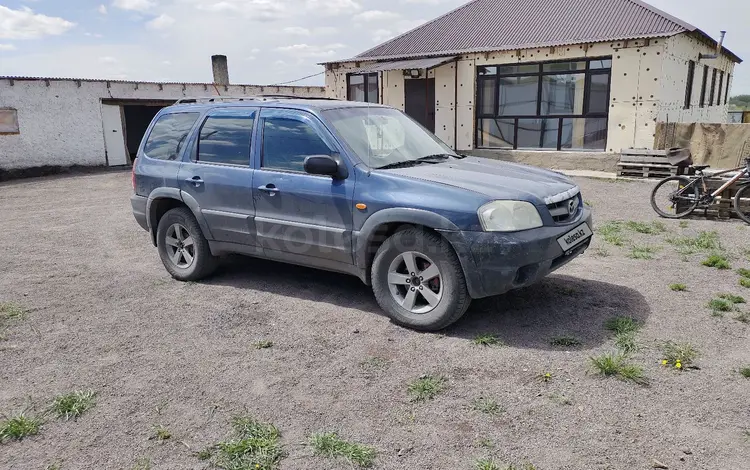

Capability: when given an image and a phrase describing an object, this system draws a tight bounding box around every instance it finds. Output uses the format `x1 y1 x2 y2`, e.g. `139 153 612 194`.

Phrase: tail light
131 158 137 191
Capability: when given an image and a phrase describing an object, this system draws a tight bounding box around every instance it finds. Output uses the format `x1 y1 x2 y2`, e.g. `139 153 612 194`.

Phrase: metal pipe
699 31 726 60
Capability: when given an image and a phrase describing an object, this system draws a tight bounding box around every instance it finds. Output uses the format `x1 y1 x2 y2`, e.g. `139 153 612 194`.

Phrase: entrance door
404 78 435 133
101 104 129 166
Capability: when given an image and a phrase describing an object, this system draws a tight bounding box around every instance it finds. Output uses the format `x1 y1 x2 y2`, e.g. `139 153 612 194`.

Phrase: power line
270 71 324 86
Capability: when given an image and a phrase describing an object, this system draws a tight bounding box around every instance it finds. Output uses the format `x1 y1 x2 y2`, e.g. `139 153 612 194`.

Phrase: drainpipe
453 57 459 152
699 31 726 60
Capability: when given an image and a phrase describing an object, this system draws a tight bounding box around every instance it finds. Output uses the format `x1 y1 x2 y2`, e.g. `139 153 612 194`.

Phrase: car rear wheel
156 207 217 281
371 228 470 331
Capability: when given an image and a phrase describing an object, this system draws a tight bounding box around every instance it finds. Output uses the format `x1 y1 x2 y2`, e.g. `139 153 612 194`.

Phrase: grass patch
51 390 96 421
740 278 750 288
736 312 750 323
253 340 273 349
550 335 582 347
151 425 171 441
604 316 640 335
131 457 151 470
309 432 376 468
614 332 638 354
597 221 627 246
666 231 722 255
0 412 42 442
628 245 658 260
661 341 699 368
197 448 213 460
0 302 27 321
669 283 687 292
719 293 746 304
708 297 734 315
739 367 750 378
625 221 667 234
471 397 504 415
701 253 731 269
737 268 750 278
474 458 502 470
359 356 390 371
407 375 447 402
679 221 689 228
589 353 648 384
209 415 285 470
472 334 504 347
593 247 610 257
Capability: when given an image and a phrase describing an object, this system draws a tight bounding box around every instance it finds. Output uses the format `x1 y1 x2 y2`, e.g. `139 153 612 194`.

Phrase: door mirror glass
304 155 340 177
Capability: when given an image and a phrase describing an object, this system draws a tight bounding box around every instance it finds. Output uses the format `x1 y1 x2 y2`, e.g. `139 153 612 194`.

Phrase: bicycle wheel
733 184 750 225
650 176 699 218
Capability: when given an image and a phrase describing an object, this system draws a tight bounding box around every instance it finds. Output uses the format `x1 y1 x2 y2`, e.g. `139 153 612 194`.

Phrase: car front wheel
371 228 470 331
156 207 217 281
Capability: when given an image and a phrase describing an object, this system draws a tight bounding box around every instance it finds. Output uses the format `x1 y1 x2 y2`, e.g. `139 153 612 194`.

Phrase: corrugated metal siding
350 0 690 61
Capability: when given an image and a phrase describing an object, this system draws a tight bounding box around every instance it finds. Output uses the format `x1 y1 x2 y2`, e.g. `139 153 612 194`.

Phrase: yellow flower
675 362 682 369
661 360 668 365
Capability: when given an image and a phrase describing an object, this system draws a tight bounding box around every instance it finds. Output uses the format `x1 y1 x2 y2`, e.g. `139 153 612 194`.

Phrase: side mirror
303 155 346 179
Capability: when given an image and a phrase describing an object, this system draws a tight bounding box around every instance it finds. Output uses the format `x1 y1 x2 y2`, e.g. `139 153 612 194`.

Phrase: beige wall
325 33 737 154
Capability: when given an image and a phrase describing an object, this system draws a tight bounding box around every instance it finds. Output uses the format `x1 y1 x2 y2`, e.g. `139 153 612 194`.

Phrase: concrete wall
0 78 325 170
325 32 738 162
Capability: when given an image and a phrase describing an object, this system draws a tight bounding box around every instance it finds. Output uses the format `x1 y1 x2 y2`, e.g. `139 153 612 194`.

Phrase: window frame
258 108 341 176
475 57 612 151
716 71 724 106
347 72 379 103
725 74 731 105
699 65 709 108
709 68 718 106
684 60 695 110
192 108 258 167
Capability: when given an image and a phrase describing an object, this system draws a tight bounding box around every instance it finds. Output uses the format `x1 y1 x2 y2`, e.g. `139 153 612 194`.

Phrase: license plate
557 223 592 252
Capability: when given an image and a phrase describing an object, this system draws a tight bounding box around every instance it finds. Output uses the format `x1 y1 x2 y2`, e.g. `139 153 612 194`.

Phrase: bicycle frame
679 165 748 200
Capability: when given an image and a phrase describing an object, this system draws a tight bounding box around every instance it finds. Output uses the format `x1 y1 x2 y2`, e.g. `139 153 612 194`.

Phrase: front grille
547 196 580 223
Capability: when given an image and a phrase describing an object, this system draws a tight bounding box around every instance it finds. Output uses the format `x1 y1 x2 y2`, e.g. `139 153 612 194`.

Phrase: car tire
156 207 217 281
371 227 471 331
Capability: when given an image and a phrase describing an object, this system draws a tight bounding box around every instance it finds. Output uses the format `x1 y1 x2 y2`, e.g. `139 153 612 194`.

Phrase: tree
729 95 750 109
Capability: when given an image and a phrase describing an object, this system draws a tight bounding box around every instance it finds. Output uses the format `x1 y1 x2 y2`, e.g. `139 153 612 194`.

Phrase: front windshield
323 106 457 169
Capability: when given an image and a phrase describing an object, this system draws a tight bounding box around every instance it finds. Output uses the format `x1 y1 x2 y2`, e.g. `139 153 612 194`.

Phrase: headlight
478 200 543 232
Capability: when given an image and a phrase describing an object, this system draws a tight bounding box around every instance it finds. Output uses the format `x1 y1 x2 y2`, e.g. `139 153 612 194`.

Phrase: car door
178 107 259 246
252 108 355 265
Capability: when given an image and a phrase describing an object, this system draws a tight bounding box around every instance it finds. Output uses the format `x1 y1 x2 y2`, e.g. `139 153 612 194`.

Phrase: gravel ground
1 172 749 470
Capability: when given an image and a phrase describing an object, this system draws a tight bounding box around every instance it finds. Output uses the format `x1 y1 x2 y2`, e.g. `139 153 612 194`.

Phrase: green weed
589 353 648 384
309 432 376 468
131 457 151 470
359 356 390 371
708 297 734 314
604 316 640 335
625 221 667 234
736 312 750 323
719 293 746 304
679 221 689 228
667 231 722 254
51 390 96 421
741 278 750 289
0 412 41 442
628 245 658 260
593 247 610 257
740 367 750 378
472 334 504 347
471 397 504 415
737 268 750 278
474 458 502 470
209 415 285 470
614 332 638 354
407 375 447 402
253 340 273 349
152 425 171 441
669 283 687 292
550 335 582 347
597 221 627 246
661 341 699 368
702 253 731 269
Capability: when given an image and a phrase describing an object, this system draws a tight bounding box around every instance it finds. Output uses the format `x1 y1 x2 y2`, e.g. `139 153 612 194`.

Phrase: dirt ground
1 172 749 470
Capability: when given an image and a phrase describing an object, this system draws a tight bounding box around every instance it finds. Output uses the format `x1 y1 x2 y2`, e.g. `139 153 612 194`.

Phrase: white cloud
84 32 104 38
112 0 155 12
353 10 400 22
98 56 118 64
283 26 309 36
0 6 76 40
371 29 392 42
0 43 17 51
98 5 108 14
276 43 346 58
305 0 360 16
183 0 287 21
147 14 176 30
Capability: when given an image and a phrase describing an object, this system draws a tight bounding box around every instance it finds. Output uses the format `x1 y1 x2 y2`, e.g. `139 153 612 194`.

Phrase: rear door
178 107 259 246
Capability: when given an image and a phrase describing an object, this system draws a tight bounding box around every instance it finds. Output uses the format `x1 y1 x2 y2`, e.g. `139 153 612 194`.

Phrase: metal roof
322 0 741 64
0 76 322 89
348 56 458 73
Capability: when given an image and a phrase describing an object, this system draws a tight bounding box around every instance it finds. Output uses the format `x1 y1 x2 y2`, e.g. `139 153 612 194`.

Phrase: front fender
352 207 461 272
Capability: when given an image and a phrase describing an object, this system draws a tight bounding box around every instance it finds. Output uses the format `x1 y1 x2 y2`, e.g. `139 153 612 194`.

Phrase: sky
0 0 747 93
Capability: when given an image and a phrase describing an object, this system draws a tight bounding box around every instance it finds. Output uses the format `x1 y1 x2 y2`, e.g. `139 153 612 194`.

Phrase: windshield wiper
375 160 425 170
374 154 456 170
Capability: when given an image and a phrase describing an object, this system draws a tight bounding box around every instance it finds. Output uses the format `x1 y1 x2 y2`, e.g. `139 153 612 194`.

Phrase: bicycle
650 157 750 223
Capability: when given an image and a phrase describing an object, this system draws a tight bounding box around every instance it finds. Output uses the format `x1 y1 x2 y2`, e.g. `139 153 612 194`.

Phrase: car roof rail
256 94 339 100
174 96 267 104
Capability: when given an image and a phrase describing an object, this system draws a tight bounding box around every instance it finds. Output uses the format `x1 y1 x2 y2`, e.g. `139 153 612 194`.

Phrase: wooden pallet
676 175 750 220
617 149 686 179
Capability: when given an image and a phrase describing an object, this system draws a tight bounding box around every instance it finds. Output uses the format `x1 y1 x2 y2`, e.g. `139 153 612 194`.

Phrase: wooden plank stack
617 148 686 178
692 174 749 220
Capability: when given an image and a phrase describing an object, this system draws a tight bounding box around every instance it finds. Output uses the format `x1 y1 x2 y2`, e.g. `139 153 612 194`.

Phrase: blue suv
131 96 592 331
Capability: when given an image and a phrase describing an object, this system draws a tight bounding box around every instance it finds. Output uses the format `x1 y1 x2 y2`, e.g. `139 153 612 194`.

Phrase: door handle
258 183 280 196
186 176 204 187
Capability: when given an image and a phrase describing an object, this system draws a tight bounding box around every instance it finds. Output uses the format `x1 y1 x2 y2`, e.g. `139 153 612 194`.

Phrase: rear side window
261 117 331 172
143 112 199 160
197 113 255 165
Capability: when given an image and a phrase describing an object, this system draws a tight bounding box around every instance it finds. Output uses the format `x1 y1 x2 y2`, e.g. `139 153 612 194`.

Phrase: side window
197 113 255 165
143 113 199 160
261 116 332 172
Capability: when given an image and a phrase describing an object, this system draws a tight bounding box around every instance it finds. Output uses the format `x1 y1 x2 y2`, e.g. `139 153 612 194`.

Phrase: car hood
384 157 577 205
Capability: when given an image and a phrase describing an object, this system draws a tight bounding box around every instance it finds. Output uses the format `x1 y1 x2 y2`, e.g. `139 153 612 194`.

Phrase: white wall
0 79 325 170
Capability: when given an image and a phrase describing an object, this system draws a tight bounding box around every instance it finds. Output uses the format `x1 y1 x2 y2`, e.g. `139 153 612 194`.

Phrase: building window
347 73 378 103
709 68 718 106
684 61 695 109
725 74 731 104
0 108 20 134
475 58 611 150
716 71 724 106
699 65 709 108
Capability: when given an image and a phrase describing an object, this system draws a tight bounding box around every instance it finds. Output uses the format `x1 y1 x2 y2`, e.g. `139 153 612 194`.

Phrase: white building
322 0 741 165
0 56 325 174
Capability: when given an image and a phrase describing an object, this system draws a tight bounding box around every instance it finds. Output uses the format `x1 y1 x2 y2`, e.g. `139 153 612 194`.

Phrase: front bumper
442 208 593 299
